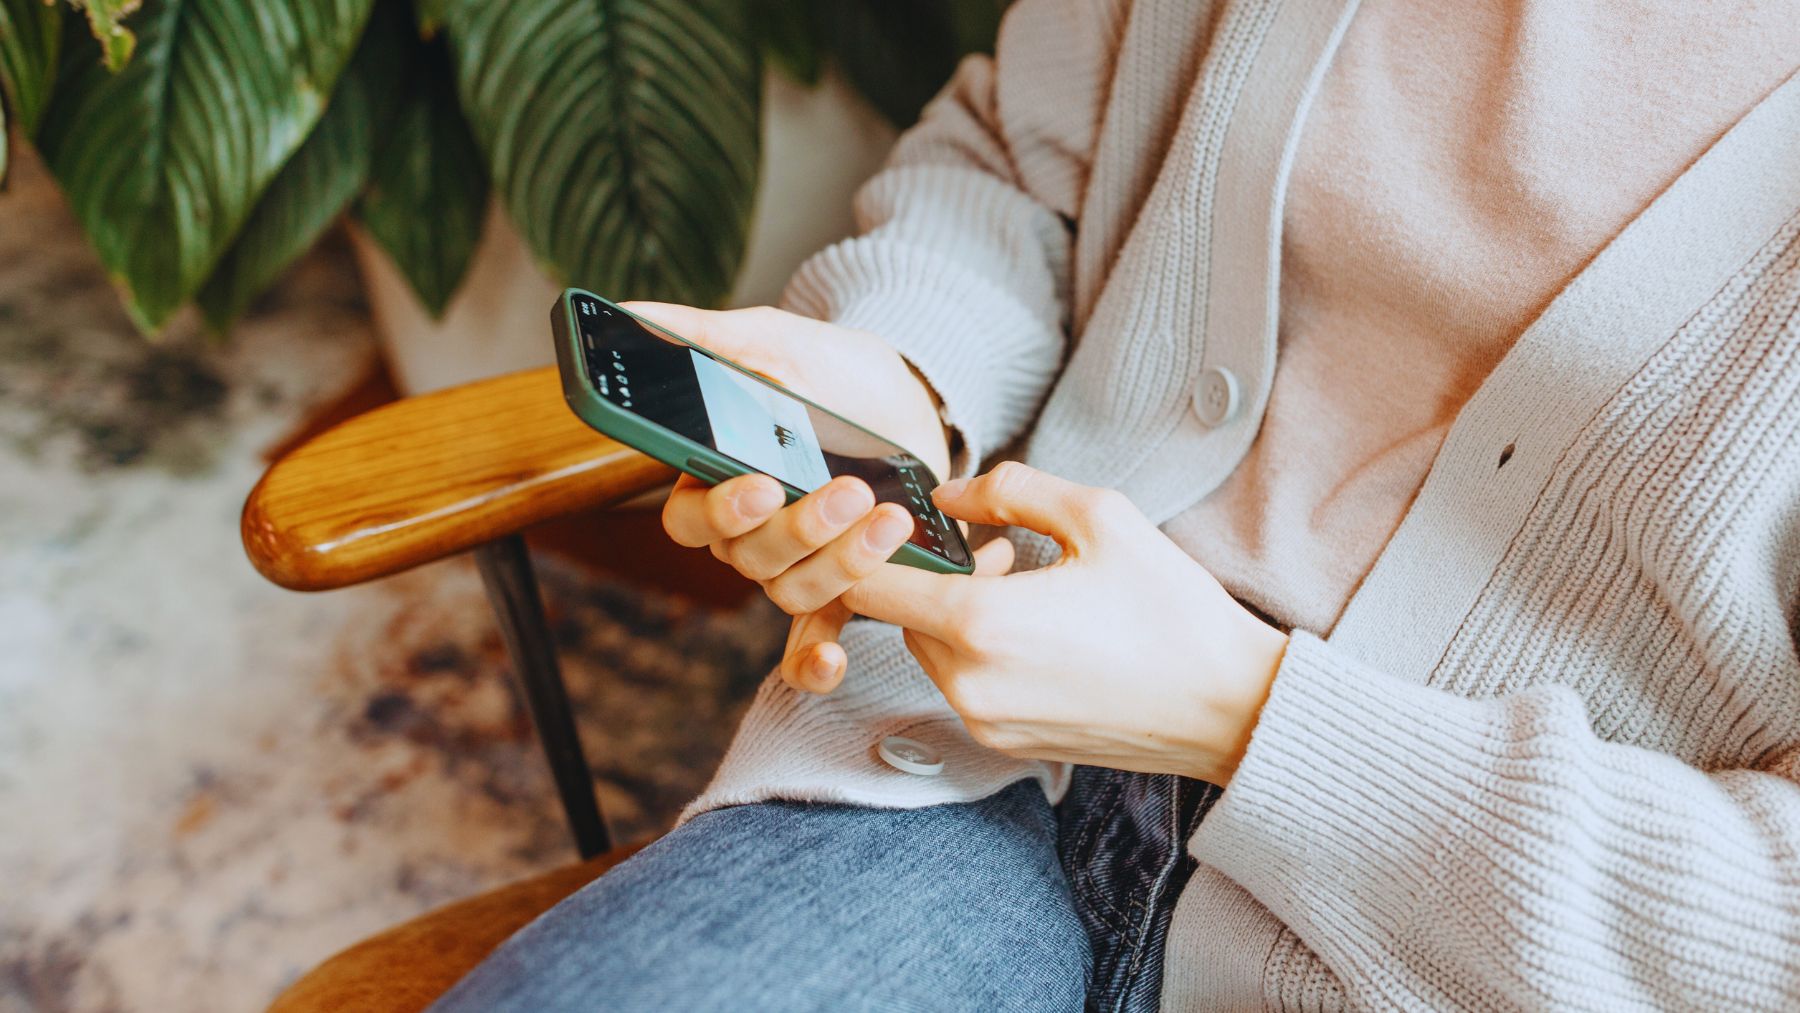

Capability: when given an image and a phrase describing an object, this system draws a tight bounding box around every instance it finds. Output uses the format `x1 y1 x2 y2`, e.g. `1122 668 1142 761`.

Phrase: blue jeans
433 770 1217 1012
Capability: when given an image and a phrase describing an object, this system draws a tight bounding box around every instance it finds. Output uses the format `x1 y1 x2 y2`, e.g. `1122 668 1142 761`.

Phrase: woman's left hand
833 462 1289 786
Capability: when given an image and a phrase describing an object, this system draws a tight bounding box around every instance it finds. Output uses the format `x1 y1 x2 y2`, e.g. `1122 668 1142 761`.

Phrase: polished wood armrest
243 366 674 591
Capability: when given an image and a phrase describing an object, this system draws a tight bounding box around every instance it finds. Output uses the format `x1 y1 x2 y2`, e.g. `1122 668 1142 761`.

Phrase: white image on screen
691 351 834 492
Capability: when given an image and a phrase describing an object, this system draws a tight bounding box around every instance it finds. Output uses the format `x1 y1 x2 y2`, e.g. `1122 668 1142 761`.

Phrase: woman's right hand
629 303 952 694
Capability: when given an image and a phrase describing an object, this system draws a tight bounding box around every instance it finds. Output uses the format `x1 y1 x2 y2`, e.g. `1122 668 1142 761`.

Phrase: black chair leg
474 534 611 859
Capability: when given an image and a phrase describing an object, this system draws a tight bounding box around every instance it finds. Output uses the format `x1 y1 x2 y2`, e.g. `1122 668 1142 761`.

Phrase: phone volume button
685 457 730 484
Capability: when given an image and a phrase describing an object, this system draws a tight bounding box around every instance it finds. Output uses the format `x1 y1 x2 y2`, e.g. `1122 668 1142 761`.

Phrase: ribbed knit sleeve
1192 630 1800 1010
781 0 1123 474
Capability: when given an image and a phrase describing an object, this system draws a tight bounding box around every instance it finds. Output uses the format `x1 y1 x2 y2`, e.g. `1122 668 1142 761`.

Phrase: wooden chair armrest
243 366 674 591
267 845 644 1013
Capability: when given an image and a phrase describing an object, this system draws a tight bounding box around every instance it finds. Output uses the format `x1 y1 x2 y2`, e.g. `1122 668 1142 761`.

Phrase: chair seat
269 845 642 1013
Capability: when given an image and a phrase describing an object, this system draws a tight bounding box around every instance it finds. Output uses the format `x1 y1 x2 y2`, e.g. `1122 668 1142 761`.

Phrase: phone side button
685 457 731 485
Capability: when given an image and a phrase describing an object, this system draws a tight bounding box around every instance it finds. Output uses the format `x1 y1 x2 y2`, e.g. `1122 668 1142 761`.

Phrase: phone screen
571 296 972 569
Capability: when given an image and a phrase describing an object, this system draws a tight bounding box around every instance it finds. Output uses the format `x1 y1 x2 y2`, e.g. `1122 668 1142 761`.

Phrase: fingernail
737 482 784 517
935 478 970 500
823 484 872 525
806 651 838 689
864 510 915 550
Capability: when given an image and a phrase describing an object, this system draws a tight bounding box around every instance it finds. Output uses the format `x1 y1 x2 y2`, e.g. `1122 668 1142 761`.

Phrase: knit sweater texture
1164 0 1800 636
684 0 1800 1007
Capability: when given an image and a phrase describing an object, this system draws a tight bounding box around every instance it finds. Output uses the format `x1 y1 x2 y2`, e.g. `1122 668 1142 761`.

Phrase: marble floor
0 154 781 1012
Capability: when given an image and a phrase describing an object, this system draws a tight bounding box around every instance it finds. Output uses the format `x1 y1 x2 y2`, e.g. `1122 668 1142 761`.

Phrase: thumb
621 302 787 362
933 462 1124 552
971 535 1015 576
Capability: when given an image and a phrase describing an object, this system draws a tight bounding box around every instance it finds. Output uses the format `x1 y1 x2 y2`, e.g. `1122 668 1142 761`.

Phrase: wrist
1200 615 1287 786
898 355 958 477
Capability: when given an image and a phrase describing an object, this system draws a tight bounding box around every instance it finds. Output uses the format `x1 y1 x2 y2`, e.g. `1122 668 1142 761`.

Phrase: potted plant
0 0 1006 389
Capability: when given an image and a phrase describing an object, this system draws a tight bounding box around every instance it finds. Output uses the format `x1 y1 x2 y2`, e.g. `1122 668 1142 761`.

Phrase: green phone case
551 288 975 575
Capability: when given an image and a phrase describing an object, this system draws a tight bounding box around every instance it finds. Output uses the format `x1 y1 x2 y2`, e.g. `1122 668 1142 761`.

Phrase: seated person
437 0 1800 1008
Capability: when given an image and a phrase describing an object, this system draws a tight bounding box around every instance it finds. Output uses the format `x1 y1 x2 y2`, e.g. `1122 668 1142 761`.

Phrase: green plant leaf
195 4 406 331
753 0 824 86
413 0 445 36
945 0 1010 57
68 0 137 70
353 8 486 316
36 0 374 333
440 0 761 307
0 0 62 136
822 0 1009 127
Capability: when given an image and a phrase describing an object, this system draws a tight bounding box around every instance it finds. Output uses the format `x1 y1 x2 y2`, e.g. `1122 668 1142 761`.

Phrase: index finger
840 535 1014 636
839 562 974 643
662 472 784 547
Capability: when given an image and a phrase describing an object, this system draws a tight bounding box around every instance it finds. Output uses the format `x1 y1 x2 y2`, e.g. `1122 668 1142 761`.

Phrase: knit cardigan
684 0 1800 1007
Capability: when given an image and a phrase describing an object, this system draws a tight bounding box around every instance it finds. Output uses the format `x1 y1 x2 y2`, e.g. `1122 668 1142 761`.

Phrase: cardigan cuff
681 621 1069 824
1187 630 1506 987
782 237 1063 478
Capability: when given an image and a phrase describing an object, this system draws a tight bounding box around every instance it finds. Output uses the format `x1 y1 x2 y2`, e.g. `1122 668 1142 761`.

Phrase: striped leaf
68 0 136 70
753 0 825 86
413 0 445 35
36 0 373 332
196 3 406 331
0 0 61 138
353 14 486 317
440 0 760 306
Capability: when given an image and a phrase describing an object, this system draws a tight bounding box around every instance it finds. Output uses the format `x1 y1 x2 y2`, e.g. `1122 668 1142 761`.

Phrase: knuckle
988 728 1029 753
762 577 816 616
819 557 861 595
721 539 776 581
789 504 839 548
943 672 1000 719
1071 487 1135 543
990 460 1030 481
840 537 885 577
986 461 1032 496
705 487 746 534
743 559 784 583
717 538 747 570
1087 487 1135 522
948 601 996 652
937 676 974 717
963 718 1003 749
960 686 1000 725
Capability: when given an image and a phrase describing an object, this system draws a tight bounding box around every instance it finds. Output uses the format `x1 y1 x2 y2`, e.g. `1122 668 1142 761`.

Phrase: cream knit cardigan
685 0 1800 1007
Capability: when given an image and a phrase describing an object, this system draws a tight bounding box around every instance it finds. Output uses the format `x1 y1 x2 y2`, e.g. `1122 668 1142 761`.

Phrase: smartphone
551 289 975 574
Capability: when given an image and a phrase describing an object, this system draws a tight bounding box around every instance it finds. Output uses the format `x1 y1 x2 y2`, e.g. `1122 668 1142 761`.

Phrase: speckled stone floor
0 153 782 1012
